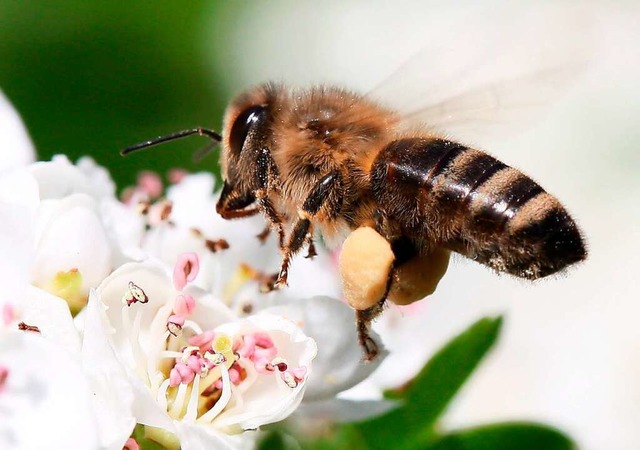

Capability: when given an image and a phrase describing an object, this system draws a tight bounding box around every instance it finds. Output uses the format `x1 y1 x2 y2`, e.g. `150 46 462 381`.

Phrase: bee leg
355 270 393 361
274 171 343 288
305 238 317 259
253 148 287 248
356 305 382 361
256 225 271 243
255 191 286 249
216 181 261 219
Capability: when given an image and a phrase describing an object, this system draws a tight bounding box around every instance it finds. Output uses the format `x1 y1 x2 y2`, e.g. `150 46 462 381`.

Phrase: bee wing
367 7 593 146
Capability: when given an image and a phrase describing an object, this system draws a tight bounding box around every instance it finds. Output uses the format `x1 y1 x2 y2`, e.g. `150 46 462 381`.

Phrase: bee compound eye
229 105 267 156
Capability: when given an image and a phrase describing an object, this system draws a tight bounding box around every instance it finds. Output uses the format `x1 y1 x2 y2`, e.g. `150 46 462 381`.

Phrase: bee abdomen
371 137 586 279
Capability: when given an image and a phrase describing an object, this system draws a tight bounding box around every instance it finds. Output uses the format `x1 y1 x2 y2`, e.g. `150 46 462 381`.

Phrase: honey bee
122 81 586 359
122 13 589 360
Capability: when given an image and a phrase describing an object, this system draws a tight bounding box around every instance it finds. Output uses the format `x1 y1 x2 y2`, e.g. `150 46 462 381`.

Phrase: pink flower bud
137 171 163 199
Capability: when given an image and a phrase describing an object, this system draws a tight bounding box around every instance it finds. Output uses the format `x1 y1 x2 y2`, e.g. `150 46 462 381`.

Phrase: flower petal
0 169 39 312
173 421 258 450
32 193 112 299
0 331 99 449
0 90 35 173
19 286 81 354
82 290 136 449
29 155 114 201
264 296 386 401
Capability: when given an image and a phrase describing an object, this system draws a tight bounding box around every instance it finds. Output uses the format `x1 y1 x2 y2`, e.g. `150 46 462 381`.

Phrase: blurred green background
0 1 236 187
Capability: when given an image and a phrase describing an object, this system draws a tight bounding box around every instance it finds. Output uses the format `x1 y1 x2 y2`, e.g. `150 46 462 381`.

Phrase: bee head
216 84 283 217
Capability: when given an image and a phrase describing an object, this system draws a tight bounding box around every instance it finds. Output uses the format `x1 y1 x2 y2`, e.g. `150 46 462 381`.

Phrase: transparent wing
366 6 593 146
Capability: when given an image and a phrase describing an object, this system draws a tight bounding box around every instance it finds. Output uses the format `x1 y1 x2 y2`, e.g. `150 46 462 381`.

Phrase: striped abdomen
370 138 586 279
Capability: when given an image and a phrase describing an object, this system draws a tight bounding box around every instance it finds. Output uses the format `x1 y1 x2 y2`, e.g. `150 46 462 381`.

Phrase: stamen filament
198 363 232 423
183 374 201 422
169 382 188 418
160 351 184 359
183 320 203 335
131 309 148 383
156 378 171 411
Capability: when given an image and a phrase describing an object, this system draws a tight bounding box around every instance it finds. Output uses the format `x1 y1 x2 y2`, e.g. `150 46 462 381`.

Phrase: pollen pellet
388 247 450 305
339 226 395 311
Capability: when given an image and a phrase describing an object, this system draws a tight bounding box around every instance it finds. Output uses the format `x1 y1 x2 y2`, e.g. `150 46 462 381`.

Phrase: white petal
165 173 218 231
213 314 317 430
99 198 146 265
96 260 175 366
82 290 136 450
75 156 117 199
174 421 258 450
86 285 175 432
0 90 35 173
273 247 342 303
31 194 111 294
0 331 99 449
29 155 112 201
0 169 39 309
264 296 386 401
19 286 81 354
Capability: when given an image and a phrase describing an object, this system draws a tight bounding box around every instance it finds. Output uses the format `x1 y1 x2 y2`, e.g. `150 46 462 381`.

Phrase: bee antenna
120 127 222 156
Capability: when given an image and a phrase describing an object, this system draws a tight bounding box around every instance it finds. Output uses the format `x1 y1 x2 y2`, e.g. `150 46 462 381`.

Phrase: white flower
0 89 35 173
87 255 317 448
0 244 136 449
0 154 144 314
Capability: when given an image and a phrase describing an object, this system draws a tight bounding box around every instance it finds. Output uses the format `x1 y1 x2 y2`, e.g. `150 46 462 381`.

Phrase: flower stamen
173 253 200 290
122 281 148 306
183 374 201 422
198 362 232 424
17 321 40 333
167 314 185 337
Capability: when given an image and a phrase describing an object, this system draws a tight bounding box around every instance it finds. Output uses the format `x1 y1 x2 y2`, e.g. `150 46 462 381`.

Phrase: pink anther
173 253 200 290
174 294 195 317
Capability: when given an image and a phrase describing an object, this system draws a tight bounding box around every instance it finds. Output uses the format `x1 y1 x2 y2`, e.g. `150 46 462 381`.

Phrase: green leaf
355 316 503 450
258 430 289 450
301 425 368 450
424 422 576 450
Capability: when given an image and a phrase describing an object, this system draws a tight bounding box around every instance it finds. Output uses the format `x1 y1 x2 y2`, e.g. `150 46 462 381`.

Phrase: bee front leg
255 190 285 248
253 148 286 248
274 170 342 288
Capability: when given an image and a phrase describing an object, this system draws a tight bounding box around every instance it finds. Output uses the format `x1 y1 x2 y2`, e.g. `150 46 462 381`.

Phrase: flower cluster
0 90 391 449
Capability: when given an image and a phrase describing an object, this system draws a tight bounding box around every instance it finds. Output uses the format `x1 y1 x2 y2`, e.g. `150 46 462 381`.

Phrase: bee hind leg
355 268 393 362
356 299 386 362
274 170 343 288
